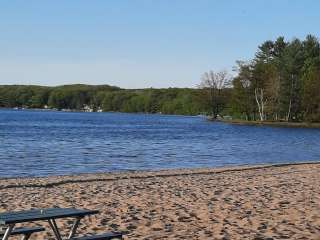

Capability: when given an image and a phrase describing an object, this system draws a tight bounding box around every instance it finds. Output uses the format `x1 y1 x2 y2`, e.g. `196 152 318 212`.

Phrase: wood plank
0 227 45 236
0 208 99 224
71 232 123 240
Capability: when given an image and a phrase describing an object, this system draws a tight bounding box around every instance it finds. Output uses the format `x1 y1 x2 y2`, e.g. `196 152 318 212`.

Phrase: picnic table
0 208 99 240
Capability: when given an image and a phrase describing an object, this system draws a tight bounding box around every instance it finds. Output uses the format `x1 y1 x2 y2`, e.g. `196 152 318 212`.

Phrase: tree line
0 35 319 122
0 84 212 115
231 35 320 122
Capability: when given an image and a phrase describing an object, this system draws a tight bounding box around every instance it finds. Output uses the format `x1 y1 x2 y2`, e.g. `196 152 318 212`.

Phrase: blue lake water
0 109 320 178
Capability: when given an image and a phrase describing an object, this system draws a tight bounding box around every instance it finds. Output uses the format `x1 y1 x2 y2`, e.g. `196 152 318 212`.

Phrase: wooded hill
0 84 217 115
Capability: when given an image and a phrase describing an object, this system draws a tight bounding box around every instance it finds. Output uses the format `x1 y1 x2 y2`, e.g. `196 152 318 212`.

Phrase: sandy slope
0 163 319 239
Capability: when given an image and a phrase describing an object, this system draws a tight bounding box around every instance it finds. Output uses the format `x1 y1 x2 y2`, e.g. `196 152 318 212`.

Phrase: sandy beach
0 163 319 240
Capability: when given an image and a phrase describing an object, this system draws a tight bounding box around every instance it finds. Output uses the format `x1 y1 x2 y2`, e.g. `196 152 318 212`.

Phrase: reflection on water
0 109 320 178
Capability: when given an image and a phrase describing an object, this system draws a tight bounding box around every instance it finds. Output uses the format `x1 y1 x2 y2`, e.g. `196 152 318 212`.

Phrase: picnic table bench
0 226 45 240
0 208 123 240
71 232 123 240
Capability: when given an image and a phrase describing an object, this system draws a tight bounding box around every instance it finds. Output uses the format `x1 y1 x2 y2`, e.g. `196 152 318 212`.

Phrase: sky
0 0 319 89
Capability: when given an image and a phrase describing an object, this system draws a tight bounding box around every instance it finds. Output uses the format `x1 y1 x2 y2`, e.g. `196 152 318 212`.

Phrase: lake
0 109 319 178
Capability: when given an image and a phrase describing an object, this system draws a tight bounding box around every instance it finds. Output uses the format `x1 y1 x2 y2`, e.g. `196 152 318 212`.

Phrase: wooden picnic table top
0 208 99 225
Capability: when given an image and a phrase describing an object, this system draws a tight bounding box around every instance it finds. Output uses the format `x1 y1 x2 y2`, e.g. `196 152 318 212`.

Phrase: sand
0 163 319 240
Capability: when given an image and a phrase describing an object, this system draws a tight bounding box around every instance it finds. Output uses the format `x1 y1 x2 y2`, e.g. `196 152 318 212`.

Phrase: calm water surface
0 109 320 178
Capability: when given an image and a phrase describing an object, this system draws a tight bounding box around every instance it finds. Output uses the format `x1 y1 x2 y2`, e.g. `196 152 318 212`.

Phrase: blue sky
0 0 319 88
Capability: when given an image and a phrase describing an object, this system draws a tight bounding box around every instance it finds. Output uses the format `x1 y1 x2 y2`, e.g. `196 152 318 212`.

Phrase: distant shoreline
0 107 203 117
220 119 320 128
4 108 320 127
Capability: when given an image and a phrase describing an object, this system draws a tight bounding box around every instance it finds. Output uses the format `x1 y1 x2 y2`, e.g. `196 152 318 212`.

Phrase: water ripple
0 109 320 178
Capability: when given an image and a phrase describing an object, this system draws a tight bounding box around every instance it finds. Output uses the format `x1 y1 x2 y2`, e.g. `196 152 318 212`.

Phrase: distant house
83 104 93 112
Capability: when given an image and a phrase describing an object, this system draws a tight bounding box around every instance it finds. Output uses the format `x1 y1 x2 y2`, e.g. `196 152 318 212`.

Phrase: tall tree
232 61 256 120
199 70 231 118
302 66 320 121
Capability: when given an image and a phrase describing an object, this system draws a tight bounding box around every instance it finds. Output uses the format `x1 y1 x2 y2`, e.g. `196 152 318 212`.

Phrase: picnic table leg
1 224 15 240
48 219 63 240
20 233 31 240
67 217 82 239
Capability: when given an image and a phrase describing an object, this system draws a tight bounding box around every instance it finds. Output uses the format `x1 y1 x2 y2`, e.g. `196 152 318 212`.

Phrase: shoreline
1 161 320 188
4 108 320 128
221 119 320 128
1 162 319 239
0 107 200 118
